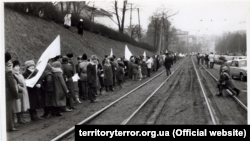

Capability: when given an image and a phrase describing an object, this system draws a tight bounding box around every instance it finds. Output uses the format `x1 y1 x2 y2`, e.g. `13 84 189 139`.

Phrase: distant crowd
5 51 182 131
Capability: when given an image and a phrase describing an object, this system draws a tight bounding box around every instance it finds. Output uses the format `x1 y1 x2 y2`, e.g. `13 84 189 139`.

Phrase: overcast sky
93 0 250 36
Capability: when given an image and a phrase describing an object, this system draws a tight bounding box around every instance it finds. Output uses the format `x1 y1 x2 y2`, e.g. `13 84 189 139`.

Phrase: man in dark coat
61 56 75 110
5 52 19 131
77 19 84 35
87 55 99 103
164 53 173 76
196 53 200 65
23 60 44 121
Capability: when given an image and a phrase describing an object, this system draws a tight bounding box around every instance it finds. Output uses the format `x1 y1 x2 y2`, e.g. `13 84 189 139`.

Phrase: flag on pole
110 48 113 57
26 35 61 88
125 45 132 61
143 51 146 58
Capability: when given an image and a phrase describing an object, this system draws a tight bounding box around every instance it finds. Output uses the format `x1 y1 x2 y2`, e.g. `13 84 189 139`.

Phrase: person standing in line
23 60 44 121
51 61 71 115
41 63 54 118
12 60 30 124
97 59 104 95
103 59 113 92
78 54 89 100
164 53 173 76
146 56 152 77
208 52 215 69
87 55 99 103
75 56 82 100
196 53 200 65
205 54 209 68
61 56 75 110
141 59 147 79
5 52 19 131
77 19 84 35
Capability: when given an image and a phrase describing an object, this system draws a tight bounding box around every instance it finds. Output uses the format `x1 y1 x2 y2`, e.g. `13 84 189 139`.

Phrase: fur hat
82 54 87 60
12 60 20 67
66 53 73 58
5 52 11 63
62 56 69 63
52 61 61 68
91 55 97 60
25 60 35 68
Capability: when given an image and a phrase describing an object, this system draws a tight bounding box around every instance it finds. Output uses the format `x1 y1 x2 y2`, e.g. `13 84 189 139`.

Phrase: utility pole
137 8 141 42
130 3 132 43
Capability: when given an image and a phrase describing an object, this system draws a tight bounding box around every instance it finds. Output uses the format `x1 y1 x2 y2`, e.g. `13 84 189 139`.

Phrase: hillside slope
5 8 155 65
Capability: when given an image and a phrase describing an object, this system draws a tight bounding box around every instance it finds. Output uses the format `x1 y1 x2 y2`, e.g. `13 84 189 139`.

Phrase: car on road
229 59 247 81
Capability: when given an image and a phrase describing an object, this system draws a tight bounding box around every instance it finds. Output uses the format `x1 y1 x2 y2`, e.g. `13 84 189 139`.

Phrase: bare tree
113 0 127 33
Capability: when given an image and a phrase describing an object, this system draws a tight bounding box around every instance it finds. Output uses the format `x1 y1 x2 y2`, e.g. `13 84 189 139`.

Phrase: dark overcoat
61 62 75 97
23 69 44 110
141 62 148 75
51 71 67 107
164 56 173 69
87 63 97 88
103 64 113 86
42 72 54 107
116 66 124 81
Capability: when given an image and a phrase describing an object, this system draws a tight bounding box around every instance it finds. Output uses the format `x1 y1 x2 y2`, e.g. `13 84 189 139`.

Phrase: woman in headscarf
12 60 30 124
41 63 54 118
23 60 44 121
51 61 70 115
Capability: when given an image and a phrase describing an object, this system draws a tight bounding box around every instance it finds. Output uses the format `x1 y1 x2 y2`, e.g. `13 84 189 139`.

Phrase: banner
125 45 132 61
26 35 61 88
110 48 113 57
143 51 146 58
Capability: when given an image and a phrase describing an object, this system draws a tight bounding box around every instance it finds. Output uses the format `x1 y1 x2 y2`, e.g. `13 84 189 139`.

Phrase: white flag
143 51 146 58
26 35 61 88
125 45 132 61
110 48 113 57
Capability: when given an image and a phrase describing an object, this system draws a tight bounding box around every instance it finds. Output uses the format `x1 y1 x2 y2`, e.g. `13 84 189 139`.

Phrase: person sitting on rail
217 66 240 96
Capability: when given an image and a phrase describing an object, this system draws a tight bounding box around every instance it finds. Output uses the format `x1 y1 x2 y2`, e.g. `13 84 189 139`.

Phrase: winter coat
23 69 44 110
128 61 133 78
42 71 54 107
6 71 19 101
146 59 152 69
87 63 98 88
97 63 104 87
78 21 84 35
61 62 75 97
141 62 148 75
164 56 173 69
116 66 124 81
103 64 113 86
51 68 67 107
208 54 215 62
78 61 89 81
13 71 30 112
132 63 139 74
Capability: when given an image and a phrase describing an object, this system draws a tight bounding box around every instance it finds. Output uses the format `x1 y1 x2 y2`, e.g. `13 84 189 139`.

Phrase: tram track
51 58 187 141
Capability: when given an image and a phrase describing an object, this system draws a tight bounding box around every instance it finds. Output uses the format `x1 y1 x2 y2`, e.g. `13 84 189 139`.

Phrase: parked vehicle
229 59 247 81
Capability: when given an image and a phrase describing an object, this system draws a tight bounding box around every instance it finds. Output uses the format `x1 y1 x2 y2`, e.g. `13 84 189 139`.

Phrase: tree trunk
60 2 64 13
120 0 127 33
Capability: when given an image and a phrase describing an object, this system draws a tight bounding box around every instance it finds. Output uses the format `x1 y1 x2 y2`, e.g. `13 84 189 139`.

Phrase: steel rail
200 64 247 111
121 58 186 125
191 58 217 125
51 59 185 141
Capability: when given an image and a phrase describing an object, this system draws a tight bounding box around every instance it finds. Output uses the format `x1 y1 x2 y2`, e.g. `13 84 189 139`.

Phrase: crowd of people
5 51 181 132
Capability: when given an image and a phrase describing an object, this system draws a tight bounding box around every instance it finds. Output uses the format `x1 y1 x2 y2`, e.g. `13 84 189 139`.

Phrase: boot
17 113 26 124
99 88 103 95
233 88 240 96
76 98 82 104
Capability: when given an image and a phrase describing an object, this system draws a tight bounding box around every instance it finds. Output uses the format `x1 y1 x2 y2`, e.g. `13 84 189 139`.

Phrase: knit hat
12 60 20 67
82 54 87 60
62 56 69 63
24 60 35 68
5 52 11 63
66 53 73 58
52 61 61 68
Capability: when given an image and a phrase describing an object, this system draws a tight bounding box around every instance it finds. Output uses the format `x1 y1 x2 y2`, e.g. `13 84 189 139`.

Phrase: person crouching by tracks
217 66 240 96
87 55 99 103
164 53 173 76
